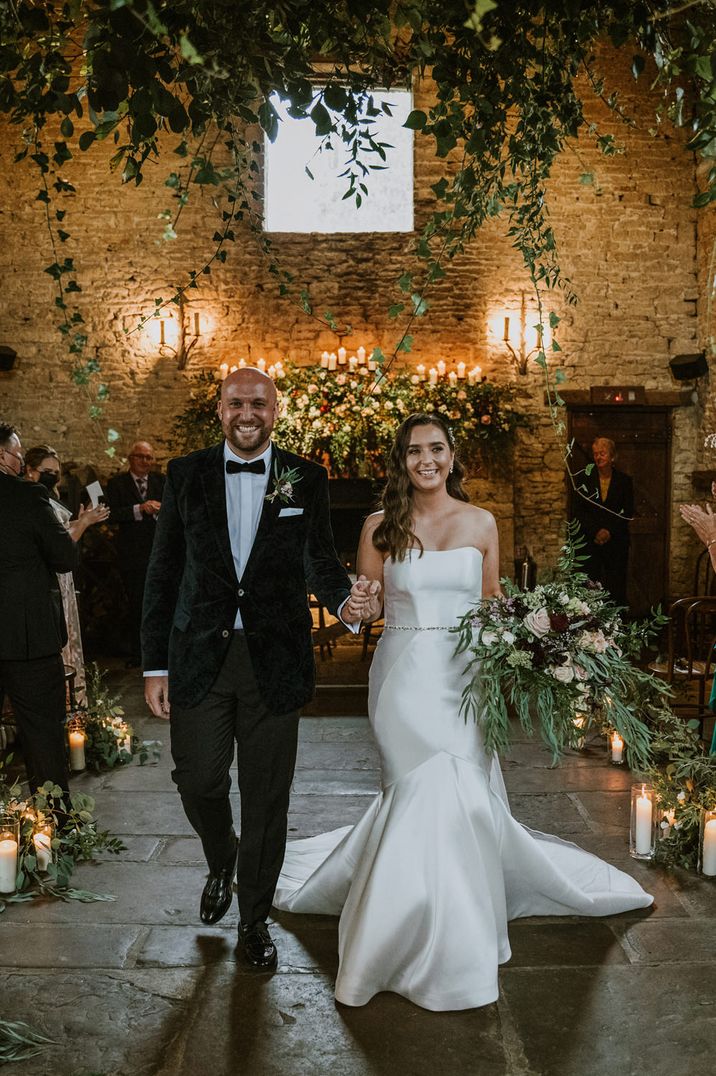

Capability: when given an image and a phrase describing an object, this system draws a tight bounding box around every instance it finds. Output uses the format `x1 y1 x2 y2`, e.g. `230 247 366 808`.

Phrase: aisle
0 668 714 1076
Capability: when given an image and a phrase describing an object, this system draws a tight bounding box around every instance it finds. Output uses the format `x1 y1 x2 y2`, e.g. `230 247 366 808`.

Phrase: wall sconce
494 291 549 376
149 293 201 369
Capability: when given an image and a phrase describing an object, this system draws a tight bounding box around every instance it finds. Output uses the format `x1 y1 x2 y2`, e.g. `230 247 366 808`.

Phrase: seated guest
25 445 110 705
106 441 164 668
0 423 77 793
680 490 716 754
574 436 634 608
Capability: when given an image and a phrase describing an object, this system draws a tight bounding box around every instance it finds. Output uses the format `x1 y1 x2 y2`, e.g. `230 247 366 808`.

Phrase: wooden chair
694 547 716 598
361 618 384 660
648 596 716 733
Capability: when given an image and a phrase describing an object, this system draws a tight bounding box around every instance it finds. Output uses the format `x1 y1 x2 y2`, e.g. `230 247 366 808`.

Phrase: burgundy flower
549 612 570 633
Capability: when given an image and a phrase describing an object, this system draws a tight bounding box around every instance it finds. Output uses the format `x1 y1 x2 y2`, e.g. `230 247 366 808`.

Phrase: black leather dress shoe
238 921 278 969
200 841 238 925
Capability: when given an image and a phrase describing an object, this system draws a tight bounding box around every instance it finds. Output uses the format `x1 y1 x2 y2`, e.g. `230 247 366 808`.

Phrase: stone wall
0 45 710 594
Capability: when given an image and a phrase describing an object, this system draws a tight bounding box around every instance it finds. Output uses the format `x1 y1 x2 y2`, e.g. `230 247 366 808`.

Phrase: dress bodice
383 547 483 629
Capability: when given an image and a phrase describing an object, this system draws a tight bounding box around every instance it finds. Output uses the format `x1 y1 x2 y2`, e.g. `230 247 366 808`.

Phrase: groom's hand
346 575 382 622
145 675 171 719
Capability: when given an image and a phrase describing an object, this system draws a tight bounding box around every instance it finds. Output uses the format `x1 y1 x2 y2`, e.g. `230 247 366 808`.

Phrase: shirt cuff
143 670 168 677
337 596 361 635
133 504 142 522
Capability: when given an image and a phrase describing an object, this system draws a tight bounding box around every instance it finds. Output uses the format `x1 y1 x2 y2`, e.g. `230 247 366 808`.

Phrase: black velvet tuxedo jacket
575 467 634 549
141 442 352 712
0 473 78 660
106 470 165 570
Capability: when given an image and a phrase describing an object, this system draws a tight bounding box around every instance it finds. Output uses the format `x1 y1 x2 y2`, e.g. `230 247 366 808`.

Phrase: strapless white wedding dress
274 547 652 1010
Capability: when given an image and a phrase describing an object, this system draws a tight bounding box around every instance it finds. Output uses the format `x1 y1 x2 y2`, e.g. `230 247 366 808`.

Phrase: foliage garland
170 364 520 477
3 1 716 452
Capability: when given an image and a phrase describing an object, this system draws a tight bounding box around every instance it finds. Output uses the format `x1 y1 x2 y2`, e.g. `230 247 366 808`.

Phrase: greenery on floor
0 1018 57 1065
83 662 161 770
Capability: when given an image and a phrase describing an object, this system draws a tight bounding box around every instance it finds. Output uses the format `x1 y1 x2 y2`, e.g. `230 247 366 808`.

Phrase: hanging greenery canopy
2 0 716 444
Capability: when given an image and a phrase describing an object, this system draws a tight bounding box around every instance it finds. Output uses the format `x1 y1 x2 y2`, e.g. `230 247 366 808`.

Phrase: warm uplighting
146 294 202 369
489 292 552 375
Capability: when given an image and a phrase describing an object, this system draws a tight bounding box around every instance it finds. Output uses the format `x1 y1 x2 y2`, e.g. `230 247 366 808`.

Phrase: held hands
140 499 162 516
145 675 171 719
344 575 382 624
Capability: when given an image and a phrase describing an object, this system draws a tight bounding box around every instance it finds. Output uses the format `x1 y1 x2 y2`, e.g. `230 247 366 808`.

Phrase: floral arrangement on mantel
171 360 520 478
454 524 667 769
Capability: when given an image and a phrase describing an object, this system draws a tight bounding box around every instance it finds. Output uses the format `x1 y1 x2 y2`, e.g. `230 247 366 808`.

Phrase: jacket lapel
200 443 237 584
240 445 288 583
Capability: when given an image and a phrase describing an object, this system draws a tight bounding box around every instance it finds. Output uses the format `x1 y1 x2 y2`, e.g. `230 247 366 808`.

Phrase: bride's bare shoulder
361 510 384 537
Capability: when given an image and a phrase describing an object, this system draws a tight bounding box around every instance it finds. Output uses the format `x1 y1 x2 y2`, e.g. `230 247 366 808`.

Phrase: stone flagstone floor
1 668 715 1076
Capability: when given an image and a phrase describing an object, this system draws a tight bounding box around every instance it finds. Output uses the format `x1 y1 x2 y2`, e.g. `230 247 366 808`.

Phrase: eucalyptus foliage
3 0 716 441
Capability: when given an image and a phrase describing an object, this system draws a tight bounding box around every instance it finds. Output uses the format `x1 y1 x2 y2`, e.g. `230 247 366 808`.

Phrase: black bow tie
225 458 266 475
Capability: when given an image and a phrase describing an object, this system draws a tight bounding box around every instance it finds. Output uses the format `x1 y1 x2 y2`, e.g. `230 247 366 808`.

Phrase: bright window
264 88 414 233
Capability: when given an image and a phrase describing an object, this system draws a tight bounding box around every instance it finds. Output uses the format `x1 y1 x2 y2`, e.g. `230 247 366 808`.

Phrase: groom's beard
225 421 272 456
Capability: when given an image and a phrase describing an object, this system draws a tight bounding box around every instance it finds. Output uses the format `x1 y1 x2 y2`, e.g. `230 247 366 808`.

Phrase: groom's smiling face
218 369 279 458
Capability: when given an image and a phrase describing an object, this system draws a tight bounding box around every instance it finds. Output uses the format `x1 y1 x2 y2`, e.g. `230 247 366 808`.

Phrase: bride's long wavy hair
372 413 469 562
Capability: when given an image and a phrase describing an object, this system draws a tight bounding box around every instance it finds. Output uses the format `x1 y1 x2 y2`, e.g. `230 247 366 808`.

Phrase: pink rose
524 608 551 637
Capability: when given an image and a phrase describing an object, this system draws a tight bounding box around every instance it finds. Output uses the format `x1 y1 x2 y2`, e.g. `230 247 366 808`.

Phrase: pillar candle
436 360 446 377
348 356 358 372
428 367 438 385
268 365 276 379
33 832 52 872
219 362 229 380
321 351 330 368
635 787 653 855
367 358 377 372
69 730 86 771
0 838 18 893
457 362 466 379
238 357 247 369
257 357 266 372
610 732 624 764
337 347 347 365
448 371 458 387
328 353 337 371
416 364 426 381
356 346 366 363
702 818 716 876
229 364 238 373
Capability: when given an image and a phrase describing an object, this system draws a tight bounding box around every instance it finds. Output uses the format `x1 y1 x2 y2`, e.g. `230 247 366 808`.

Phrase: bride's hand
348 575 382 622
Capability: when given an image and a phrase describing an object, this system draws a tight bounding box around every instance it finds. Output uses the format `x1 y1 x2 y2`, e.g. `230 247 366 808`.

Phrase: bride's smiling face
405 424 453 491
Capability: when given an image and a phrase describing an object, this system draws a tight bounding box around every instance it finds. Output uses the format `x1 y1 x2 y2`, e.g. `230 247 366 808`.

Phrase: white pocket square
278 507 304 517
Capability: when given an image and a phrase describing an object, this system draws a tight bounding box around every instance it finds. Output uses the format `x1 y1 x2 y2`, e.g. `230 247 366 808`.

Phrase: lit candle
367 356 377 372
219 362 229 380
416 364 426 381
238 357 247 369
268 365 276 378
337 347 347 365
348 356 358 372
0 838 17 893
503 316 510 341
327 353 337 371
635 785 653 855
610 732 624 764
33 832 52 872
257 357 266 372
411 374 420 384
456 362 466 380
69 729 86 771
428 367 438 385
320 352 329 369
229 364 238 373
703 818 716 876
356 346 366 363
436 360 446 378
448 371 458 387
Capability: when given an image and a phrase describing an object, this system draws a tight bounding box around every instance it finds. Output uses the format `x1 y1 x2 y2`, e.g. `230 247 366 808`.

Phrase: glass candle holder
32 820 53 872
607 730 625 765
699 808 716 877
630 783 657 860
67 713 86 771
0 813 20 894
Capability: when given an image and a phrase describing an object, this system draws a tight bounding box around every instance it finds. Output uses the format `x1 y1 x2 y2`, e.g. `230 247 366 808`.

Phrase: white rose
524 607 551 637
501 630 516 645
480 630 498 646
552 664 575 683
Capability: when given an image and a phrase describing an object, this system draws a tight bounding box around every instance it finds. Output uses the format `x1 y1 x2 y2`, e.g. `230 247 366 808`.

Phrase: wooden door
567 407 671 617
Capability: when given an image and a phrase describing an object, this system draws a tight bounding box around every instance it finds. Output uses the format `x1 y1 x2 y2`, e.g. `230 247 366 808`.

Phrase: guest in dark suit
0 422 77 792
142 369 373 969
106 442 165 667
574 436 634 607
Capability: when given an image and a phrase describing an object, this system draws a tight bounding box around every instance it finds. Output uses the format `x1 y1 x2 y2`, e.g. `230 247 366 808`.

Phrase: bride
273 412 652 1011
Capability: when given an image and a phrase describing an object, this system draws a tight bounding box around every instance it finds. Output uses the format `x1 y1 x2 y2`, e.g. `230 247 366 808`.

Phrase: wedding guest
574 436 634 607
106 441 164 668
0 423 76 793
25 445 110 705
142 368 372 969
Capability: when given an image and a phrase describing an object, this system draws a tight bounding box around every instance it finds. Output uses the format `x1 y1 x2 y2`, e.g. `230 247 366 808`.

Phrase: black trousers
120 564 147 664
0 652 70 794
585 540 629 608
170 632 300 926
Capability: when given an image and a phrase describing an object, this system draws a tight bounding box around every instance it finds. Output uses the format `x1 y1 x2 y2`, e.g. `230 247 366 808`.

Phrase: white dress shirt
224 441 272 629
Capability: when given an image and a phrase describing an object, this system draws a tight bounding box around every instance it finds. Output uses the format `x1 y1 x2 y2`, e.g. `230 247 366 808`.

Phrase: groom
142 367 371 968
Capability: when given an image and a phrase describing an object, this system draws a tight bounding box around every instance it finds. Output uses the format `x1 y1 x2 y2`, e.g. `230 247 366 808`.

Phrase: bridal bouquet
454 525 667 767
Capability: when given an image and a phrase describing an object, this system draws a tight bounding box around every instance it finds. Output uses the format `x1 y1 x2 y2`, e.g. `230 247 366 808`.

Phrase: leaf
310 101 333 137
179 33 203 65
388 303 405 319
403 109 427 130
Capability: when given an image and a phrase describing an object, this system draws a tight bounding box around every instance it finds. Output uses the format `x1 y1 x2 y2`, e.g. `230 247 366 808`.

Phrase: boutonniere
265 461 303 505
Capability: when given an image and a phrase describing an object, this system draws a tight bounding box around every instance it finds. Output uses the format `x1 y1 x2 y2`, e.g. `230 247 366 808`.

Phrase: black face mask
37 471 58 491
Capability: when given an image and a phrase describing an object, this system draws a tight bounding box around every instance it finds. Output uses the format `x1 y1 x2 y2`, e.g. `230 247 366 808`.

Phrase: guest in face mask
25 445 110 706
